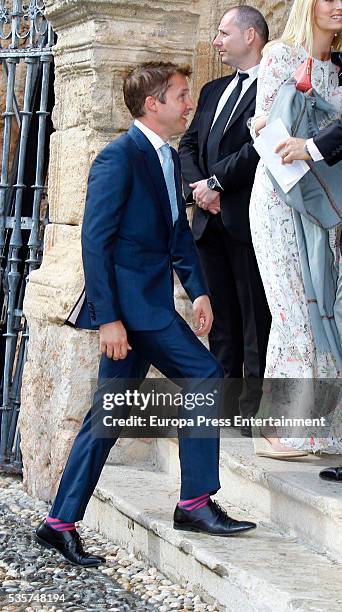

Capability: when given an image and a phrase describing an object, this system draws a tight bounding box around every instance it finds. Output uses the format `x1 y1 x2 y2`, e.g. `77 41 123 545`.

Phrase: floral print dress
250 43 342 453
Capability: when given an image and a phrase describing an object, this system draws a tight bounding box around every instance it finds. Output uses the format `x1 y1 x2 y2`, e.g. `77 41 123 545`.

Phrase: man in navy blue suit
35 62 256 566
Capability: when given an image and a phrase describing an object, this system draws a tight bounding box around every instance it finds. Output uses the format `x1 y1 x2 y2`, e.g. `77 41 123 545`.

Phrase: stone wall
19 0 290 500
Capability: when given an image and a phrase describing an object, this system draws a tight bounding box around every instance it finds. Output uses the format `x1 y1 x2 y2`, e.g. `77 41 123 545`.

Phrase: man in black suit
314 121 342 165
179 5 271 424
276 121 342 166
277 113 342 484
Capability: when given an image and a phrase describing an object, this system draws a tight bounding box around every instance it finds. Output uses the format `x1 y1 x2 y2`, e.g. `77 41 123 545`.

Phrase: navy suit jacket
70 125 208 331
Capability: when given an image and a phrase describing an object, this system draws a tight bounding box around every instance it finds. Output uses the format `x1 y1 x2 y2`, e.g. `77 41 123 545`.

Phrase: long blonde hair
265 0 342 54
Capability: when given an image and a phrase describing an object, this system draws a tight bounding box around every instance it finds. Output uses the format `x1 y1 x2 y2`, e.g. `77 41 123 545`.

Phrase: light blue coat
266 80 342 370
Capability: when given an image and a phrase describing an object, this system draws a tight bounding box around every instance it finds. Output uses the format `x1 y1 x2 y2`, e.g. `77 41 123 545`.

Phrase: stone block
52 71 94 131
23 223 84 325
19 321 99 501
48 128 111 224
89 69 130 134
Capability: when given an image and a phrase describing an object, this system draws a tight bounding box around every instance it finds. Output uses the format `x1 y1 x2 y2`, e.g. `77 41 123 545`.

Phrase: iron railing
0 1 54 473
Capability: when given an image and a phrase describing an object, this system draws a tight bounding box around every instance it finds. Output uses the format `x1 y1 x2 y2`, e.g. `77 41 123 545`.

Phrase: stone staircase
156 435 342 562
83 435 342 611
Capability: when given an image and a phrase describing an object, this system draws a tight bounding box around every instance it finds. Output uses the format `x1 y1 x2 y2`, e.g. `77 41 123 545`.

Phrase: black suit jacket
314 120 342 166
179 75 260 243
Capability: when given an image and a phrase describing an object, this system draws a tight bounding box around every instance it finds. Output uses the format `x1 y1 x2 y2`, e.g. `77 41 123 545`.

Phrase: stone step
153 436 342 563
83 464 342 612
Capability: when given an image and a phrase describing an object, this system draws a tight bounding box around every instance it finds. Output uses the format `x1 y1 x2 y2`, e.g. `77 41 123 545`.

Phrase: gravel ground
0 474 219 612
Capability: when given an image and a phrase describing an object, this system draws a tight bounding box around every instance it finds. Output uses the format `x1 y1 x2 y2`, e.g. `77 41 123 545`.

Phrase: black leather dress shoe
173 499 256 536
319 466 342 482
35 520 106 567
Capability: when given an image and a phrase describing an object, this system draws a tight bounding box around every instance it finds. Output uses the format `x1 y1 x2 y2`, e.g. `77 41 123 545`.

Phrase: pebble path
0 474 219 612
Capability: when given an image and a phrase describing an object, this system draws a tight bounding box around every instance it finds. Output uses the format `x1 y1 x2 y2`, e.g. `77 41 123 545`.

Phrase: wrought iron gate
0 1 54 473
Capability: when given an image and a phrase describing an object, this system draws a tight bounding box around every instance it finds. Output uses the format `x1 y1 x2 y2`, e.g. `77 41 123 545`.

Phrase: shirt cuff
306 138 324 162
213 174 224 191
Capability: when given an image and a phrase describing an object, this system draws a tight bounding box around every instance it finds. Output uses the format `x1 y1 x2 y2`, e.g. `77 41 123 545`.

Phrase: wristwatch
207 176 222 192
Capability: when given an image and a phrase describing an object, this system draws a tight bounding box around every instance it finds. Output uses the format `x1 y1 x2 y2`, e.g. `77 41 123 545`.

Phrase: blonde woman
250 0 342 456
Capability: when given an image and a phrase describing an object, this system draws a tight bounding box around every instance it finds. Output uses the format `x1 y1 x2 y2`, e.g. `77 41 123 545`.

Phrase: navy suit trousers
49 314 223 522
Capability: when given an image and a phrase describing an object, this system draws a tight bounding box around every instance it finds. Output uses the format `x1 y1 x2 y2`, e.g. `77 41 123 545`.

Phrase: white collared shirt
134 119 166 166
134 119 179 224
209 65 260 191
211 64 260 129
306 138 324 162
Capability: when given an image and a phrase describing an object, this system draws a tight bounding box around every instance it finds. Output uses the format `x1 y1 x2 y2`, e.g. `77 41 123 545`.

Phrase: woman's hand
254 115 267 136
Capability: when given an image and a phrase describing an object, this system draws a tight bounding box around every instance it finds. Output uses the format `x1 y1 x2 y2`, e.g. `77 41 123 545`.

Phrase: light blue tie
160 143 179 225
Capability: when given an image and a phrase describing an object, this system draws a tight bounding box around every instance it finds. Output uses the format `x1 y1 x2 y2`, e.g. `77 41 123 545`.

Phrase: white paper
253 118 310 193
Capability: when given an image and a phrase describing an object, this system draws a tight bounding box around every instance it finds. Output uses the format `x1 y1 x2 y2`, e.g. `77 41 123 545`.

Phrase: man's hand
275 137 310 164
99 321 132 360
203 192 221 215
190 180 221 214
192 295 213 337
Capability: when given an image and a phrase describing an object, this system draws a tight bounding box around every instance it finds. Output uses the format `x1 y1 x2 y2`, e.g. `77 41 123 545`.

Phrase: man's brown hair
123 61 192 119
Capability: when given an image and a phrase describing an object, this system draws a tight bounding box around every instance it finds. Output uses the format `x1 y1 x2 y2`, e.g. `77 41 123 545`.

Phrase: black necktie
206 72 249 167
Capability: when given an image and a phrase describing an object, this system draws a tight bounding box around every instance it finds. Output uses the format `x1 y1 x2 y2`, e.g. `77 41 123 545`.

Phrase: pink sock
178 493 210 511
46 516 76 532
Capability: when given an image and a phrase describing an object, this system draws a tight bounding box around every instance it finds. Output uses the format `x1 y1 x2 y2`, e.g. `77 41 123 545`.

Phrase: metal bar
10 0 23 49
30 1 48 50
0 56 17 288
2 217 32 229
0 55 37 463
0 49 52 58
1 0 51 51
6 309 28 472
0 1 54 473
0 1 12 42
27 54 51 273
46 19 53 49
28 0 35 48
14 430 22 470
6 317 27 459
1 58 22 128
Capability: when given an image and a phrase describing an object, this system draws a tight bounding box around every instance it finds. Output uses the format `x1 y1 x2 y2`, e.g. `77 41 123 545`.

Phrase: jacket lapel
128 125 173 232
171 148 183 213
223 79 257 134
199 76 234 155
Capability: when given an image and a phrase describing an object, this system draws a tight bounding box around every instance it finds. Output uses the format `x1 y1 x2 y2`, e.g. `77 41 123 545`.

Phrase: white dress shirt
209 65 260 191
134 119 166 166
211 64 260 129
306 138 324 162
134 119 179 224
